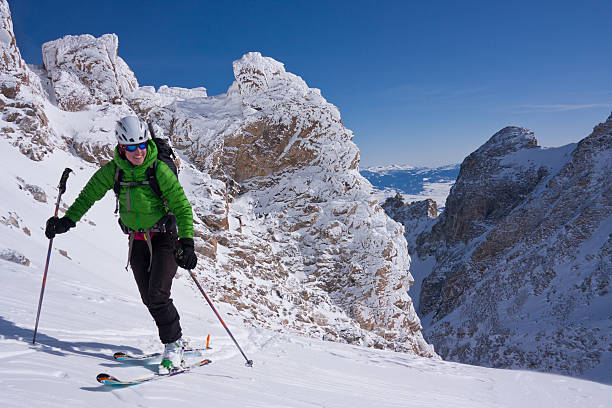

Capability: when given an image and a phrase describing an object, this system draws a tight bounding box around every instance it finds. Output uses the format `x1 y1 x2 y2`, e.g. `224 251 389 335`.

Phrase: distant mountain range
360 164 460 209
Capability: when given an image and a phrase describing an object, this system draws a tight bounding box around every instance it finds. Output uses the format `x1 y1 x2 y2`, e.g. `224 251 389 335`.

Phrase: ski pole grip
58 168 73 195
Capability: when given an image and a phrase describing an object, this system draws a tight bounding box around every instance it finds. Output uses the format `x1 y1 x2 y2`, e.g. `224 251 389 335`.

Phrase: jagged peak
0 0 12 29
589 111 612 138
0 0 13 37
0 0 25 77
456 126 539 183
232 51 309 99
42 33 119 67
41 32 138 111
474 126 538 158
234 51 286 76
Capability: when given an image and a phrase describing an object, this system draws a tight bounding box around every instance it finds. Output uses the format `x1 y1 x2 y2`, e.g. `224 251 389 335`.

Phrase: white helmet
115 116 149 145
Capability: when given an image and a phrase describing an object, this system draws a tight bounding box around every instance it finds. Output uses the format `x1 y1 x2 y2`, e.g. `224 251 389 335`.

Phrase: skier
44 116 197 374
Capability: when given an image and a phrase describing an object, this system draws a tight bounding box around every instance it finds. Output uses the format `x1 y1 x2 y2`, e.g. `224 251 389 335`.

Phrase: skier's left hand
175 238 197 270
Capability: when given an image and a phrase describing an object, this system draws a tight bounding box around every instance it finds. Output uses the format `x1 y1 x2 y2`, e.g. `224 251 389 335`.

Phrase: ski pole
188 271 253 367
33 168 73 344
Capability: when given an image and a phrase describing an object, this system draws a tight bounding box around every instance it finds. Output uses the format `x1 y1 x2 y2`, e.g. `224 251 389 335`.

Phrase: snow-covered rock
382 195 438 254
0 0 55 160
42 33 138 111
400 119 612 382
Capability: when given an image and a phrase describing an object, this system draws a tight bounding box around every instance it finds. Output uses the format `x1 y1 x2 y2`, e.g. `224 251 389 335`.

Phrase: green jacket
65 140 194 239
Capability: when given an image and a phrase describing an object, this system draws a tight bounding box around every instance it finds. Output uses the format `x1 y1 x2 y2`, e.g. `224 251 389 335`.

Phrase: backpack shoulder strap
146 159 172 211
113 165 124 197
113 164 124 214
145 160 162 198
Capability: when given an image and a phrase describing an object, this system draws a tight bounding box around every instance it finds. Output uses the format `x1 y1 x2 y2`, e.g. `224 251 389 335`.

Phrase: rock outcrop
383 195 437 254
42 33 138 111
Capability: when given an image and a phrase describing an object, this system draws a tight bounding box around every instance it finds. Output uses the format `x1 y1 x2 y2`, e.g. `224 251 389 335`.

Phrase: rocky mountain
393 123 611 382
0 1 434 357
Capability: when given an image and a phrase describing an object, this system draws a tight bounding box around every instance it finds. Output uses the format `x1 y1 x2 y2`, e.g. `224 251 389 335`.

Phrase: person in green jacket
45 116 197 374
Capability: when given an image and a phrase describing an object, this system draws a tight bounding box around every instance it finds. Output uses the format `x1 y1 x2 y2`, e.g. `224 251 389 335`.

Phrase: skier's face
125 144 147 166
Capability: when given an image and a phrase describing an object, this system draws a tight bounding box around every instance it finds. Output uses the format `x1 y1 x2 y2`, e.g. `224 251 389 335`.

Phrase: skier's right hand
45 216 75 239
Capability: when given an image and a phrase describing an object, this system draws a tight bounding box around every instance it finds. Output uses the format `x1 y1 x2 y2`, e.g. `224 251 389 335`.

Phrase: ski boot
159 337 186 374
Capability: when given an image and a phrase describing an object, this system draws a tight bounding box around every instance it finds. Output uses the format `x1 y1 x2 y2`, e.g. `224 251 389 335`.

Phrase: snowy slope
1 139 610 408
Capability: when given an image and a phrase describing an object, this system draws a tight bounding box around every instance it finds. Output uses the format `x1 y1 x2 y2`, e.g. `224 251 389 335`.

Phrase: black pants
130 232 182 344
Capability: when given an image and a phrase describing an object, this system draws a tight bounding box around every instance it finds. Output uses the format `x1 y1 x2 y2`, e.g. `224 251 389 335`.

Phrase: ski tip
113 352 128 360
97 373 116 383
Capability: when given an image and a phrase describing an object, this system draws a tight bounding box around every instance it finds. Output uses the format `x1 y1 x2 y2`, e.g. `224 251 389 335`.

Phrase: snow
1 139 610 407
500 143 576 174
406 254 437 312
0 27 10 45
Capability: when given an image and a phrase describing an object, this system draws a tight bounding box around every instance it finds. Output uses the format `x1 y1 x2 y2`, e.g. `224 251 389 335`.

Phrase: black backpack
113 122 178 213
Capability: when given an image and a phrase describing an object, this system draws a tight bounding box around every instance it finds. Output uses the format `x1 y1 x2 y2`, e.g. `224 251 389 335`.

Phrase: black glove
175 238 197 270
45 216 75 239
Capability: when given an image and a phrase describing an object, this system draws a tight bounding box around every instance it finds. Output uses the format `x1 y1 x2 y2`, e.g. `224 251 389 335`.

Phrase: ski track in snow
0 139 610 407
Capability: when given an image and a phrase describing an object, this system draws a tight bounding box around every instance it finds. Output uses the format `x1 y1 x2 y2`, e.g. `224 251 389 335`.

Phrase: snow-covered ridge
395 117 612 383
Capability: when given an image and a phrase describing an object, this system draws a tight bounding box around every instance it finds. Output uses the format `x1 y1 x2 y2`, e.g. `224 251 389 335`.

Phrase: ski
113 335 212 361
113 347 211 361
97 358 212 386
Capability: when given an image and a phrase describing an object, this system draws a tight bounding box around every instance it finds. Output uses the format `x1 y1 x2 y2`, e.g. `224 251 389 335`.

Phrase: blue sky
10 0 612 167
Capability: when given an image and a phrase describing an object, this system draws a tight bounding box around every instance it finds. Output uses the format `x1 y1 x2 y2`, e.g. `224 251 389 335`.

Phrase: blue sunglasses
124 142 147 152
